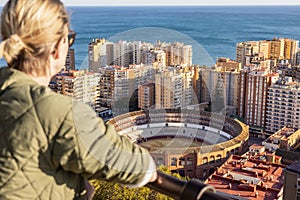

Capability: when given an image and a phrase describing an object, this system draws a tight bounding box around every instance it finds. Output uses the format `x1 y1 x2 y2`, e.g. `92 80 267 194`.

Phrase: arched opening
209 155 215 164
202 157 208 165
230 149 234 155
235 147 239 154
226 151 230 158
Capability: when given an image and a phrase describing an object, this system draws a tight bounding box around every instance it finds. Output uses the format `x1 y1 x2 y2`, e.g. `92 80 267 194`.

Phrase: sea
1 6 300 68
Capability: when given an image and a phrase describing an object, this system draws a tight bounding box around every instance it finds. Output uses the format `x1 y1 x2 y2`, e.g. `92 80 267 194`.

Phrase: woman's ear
51 38 65 60
49 36 68 75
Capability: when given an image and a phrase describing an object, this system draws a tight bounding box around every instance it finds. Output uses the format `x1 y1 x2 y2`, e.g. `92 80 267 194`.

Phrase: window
171 157 177 166
156 157 164 166
186 157 193 166
179 157 185 166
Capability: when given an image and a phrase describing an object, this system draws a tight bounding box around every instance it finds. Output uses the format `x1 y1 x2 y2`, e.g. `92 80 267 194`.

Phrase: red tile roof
205 154 285 199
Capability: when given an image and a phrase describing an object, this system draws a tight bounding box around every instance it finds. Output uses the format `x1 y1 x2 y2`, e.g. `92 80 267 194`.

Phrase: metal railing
146 171 245 200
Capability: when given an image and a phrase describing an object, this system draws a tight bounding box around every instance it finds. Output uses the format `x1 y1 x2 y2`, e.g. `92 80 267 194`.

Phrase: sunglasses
68 30 76 47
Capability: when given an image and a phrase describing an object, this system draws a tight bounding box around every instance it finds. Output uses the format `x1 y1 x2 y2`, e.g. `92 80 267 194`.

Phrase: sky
1 0 300 6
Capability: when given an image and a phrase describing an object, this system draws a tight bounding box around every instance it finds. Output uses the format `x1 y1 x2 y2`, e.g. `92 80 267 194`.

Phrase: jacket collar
0 67 38 92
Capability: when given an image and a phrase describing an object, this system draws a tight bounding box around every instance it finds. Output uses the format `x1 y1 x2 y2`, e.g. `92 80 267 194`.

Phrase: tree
90 165 188 200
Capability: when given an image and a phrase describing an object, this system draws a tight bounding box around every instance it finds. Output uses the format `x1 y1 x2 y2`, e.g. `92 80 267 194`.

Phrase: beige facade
138 83 155 110
216 57 241 72
262 127 300 151
155 69 183 109
88 38 112 72
198 63 240 115
236 38 299 68
155 67 194 109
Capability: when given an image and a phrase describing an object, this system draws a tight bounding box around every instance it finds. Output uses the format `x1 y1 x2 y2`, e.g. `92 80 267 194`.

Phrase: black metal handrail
146 171 245 200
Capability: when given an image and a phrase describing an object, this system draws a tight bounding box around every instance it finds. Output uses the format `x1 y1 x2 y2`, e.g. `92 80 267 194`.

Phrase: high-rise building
236 38 299 68
73 72 100 110
65 49 75 70
155 67 194 109
216 57 241 72
131 41 142 65
236 41 259 67
162 42 192 67
53 70 100 110
198 59 240 115
265 80 300 133
155 69 183 109
296 49 300 65
98 64 154 111
98 67 114 108
138 83 155 110
89 39 193 71
88 39 108 72
113 41 131 68
283 38 299 65
238 68 279 133
98 66 133 107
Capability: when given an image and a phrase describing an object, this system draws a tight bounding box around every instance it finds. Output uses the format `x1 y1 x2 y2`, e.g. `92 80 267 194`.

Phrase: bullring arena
108 109 249 179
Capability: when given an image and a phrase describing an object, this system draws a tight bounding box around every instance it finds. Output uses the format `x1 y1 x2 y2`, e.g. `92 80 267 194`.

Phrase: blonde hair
0 0 69 75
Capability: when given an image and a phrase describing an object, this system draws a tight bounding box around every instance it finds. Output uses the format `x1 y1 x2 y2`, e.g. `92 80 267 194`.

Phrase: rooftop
205 152 285 199
264 127 297 144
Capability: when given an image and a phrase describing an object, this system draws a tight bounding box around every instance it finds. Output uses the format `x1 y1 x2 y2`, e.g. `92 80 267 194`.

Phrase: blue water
1 6 300 68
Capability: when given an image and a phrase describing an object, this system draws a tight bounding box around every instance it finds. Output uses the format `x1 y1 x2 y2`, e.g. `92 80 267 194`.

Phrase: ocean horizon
1 5 300 68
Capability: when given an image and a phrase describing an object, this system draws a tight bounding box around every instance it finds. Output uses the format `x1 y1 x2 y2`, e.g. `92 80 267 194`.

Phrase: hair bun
0 34 26 65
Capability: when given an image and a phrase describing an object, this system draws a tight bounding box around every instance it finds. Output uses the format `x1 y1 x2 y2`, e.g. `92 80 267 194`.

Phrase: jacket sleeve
52 101 156 187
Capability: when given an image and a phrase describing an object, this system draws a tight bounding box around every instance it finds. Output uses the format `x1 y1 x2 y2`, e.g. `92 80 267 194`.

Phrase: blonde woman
0 0 157 199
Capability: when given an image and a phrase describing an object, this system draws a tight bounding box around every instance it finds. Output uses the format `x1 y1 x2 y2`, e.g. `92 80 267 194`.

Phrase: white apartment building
155 69 183 109
266 81 300 133
113 41 131 68
162 42 193 67
73 72 100 110
198 66 240 114
89 39 193 71
54 70 100 110
131 41 142 65
98 65 154 109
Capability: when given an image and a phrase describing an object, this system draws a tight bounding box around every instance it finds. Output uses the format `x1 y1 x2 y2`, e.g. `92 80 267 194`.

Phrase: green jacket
0 67 155 199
